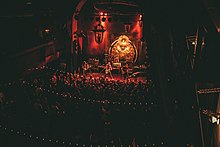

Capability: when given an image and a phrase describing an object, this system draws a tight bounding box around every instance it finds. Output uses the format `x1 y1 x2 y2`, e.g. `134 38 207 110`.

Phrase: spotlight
95 17 100 21
108 17 112 22
101 17 106 22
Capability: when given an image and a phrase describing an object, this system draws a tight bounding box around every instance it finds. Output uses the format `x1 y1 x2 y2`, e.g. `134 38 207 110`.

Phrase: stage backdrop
76 6 146 64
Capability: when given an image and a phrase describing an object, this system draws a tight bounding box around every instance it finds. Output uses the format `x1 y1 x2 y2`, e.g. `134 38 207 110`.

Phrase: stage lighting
138 14 143 27
101 17 106 22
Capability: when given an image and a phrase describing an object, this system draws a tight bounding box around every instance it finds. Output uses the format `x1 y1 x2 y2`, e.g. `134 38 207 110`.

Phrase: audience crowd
0 65 165 147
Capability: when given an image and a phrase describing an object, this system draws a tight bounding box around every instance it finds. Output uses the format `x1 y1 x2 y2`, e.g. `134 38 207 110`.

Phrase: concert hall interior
0 0 220 147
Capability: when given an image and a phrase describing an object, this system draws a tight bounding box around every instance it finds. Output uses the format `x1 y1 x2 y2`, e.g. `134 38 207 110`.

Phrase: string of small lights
197 88 220 94
23 65 156 109
0 123 165 147
0 81 16 88
22 80 155 110
27 65 46 72
0 66 164 146
0 65 156 113
0 89 161 147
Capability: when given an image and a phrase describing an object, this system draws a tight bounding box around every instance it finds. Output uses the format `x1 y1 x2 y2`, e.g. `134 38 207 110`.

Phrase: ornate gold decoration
109 35 137 63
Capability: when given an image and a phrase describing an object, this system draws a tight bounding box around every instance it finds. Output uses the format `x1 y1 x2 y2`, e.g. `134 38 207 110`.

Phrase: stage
83 66 148 83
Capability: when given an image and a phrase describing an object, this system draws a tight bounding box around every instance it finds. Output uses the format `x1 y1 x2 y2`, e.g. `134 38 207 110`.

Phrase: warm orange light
109 35 137 63
104 13 107 16
45 29 50 33
138 14 143 27
131 20 142 39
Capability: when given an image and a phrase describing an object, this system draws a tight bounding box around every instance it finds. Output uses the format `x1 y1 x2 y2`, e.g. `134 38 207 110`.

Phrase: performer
105 62 113 79
82 61 89 76
122 63 129 80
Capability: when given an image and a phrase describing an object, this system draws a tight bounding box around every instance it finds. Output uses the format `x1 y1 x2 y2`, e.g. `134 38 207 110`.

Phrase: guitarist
82 61 89 76
105 62 113 79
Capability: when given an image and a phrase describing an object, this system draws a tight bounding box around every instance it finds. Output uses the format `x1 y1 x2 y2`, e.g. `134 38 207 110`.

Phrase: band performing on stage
79 58 148 81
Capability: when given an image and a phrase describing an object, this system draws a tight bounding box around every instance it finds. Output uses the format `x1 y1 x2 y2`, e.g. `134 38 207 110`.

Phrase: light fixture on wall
93 24 106 43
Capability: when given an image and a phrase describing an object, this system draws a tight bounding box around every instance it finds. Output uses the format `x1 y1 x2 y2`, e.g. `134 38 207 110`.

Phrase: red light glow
87 20 108 55
131 22 142 39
